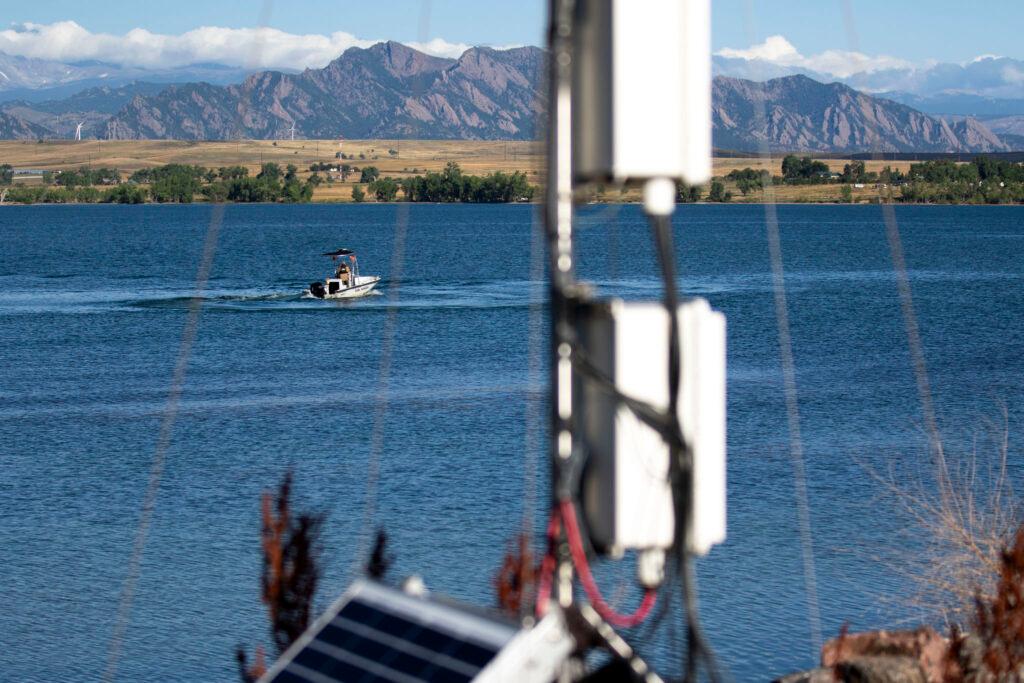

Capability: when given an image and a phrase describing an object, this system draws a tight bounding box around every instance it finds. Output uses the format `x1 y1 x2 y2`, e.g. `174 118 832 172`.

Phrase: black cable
569 338 683 450
650 212 722 683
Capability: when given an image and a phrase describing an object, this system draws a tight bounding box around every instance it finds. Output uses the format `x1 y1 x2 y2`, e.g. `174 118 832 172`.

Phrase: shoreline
3 200 1024 207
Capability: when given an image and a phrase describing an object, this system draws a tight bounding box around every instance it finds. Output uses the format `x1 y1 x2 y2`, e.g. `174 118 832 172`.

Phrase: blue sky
1 1 1022 68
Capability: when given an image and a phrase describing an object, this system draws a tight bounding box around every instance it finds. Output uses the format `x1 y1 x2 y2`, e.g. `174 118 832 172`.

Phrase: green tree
257 163 283 183
227 177 278 203
359 166 380 183
878 166 906 185
676 181 702 203
281 177 315 203
218 166 249 180
841 160 867 184
0 164 12 185
74 187 101 203
150 170 201 203
708 180 732 203
781 154 801 179
58 166 122 186
370 177 399 202
840 184 853 203
202 182 230 202
6 186 44 203
104 184 147 204
351 185 366 203
399 163 535 203
43 187 73 203
781 155 830 183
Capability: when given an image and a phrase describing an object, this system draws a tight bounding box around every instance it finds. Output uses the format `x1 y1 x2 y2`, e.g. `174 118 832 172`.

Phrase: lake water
2 204 1023 681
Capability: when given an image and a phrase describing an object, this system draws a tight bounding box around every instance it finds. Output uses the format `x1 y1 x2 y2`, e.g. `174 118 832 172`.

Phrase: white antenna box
571 0 711 184
577 298 726 556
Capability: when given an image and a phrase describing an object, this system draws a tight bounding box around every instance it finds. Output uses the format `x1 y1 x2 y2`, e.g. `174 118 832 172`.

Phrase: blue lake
1 203 1023 681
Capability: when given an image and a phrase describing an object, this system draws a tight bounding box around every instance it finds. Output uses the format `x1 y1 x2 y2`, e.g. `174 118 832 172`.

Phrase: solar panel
259 579 519 683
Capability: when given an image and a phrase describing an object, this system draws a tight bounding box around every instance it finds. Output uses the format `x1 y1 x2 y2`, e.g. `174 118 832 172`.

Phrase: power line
837 0 948 491
347 203 410 579
740 0 824 658
102 4 272 678
103 205 225 683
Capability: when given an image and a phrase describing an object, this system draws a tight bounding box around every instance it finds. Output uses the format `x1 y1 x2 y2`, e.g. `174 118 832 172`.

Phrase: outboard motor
309 281 326 299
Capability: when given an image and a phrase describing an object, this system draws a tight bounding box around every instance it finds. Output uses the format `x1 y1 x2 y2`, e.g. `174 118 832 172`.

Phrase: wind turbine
290 121 296 142
74 122 84 141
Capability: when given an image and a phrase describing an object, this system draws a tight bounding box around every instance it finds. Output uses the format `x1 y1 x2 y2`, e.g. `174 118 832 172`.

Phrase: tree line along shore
0 161 535 205
711 154 1024 205
3 143 1024 205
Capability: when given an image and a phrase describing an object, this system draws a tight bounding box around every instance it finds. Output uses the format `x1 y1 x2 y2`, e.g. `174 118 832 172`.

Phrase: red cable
534 511 561 619
558 499 657 628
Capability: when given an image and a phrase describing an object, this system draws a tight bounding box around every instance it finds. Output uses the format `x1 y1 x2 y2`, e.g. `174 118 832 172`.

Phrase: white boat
308 248 381 299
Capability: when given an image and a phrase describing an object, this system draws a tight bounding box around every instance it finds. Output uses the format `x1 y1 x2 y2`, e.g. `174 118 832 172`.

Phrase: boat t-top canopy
322 248 355 257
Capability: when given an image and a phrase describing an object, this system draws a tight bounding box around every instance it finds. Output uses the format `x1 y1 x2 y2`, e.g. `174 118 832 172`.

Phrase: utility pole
544 0 577 610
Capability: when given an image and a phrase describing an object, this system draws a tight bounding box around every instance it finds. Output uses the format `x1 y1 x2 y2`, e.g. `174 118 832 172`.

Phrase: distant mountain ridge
0 41 1015 152
0 50 257 99
106 41 545 141
713 75 1009 153
713 54 1024 105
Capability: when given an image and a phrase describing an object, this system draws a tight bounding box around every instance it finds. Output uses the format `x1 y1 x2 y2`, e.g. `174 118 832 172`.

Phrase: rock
835 656 927 683
773 668 835 683
822 627 949 683
951 632 985 680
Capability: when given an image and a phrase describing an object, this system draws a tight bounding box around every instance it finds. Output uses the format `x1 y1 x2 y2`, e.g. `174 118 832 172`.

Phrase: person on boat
335 260 351 286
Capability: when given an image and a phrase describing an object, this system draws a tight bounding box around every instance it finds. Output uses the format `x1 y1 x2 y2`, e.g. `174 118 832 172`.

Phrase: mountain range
105 42 544 141
712 51 1024 150
713 75 1007 153
712 53 1024 108
0 51 255 101
0 41 1017 152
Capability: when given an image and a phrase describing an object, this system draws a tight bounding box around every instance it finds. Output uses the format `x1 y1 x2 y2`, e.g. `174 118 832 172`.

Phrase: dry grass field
0 139 545 175
0 139 911 203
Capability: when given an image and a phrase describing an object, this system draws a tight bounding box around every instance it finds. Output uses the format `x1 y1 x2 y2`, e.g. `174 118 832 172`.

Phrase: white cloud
717 35 802 65
404 39 526 59
716 35 913 78
406 38 471 59
0 21 476 70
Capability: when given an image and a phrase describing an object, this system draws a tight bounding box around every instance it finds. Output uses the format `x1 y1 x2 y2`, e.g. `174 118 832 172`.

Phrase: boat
308 248 380 299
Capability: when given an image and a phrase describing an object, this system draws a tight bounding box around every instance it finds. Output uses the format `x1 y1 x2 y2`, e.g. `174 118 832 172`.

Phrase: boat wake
0 273 875 315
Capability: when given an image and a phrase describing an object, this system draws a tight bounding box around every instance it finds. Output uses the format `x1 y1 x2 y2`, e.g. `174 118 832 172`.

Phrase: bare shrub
493 533 536 617
975 525 1024 676
873 411 1020 624
366 528 393 580
235 645 266 683
261 471 325 656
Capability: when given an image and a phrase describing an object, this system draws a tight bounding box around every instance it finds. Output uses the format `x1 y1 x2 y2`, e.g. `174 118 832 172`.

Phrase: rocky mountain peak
0 41 1013 150
366 40 453 79
712 74 1009 153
